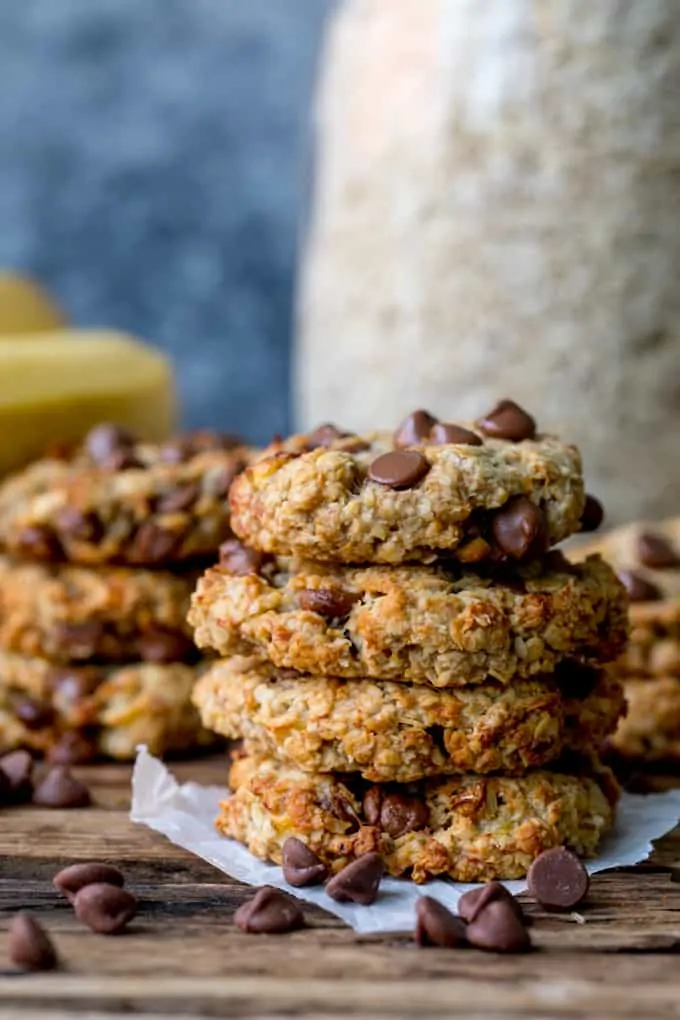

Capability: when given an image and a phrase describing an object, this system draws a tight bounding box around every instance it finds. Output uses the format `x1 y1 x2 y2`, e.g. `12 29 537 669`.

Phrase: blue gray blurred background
0 0 333 442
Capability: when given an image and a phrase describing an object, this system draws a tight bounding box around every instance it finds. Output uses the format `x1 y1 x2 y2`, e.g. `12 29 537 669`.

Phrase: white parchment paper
130 746 680 934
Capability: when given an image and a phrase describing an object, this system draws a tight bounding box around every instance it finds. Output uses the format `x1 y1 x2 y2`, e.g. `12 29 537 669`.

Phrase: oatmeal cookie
193 658 623 782
606 676 680 764
218 754 617 883
574 517 680 680
229 408 586 565
0 649 213 761
189 550 627 687
0 555 196 663
0 424 251 566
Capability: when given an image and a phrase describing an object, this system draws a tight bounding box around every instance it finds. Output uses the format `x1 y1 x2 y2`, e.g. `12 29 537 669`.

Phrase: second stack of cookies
191 403 629 883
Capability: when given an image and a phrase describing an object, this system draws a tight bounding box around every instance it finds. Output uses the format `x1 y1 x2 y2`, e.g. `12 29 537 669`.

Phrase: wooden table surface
1 757 679 1020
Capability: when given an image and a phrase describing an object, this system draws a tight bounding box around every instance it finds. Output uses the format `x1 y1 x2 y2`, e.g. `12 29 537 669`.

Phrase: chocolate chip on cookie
580 494 605 533
298 587 359 619
367 450 430 489
636 531 680 569
617 569 662 603
363 787 429 837
394 410 438 447
305 423 351 449
477 399 536 442
219 539 264 575
492 497 547 560
430 422 483 446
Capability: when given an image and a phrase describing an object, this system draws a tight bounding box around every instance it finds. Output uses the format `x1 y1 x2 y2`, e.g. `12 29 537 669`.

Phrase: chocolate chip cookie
0 555 196 664
228 405 587 565
193 658 624 782
0 650 213 761
0 425 250 566
219 753 618 883
189 549 627 687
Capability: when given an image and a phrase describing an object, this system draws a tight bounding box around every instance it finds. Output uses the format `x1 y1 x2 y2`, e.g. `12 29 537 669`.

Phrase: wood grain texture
1 757 680 1019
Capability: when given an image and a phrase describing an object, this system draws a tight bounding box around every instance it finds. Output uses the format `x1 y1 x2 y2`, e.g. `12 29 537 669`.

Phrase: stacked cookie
190 403 629 883
575 518 680 766
0 423 247 762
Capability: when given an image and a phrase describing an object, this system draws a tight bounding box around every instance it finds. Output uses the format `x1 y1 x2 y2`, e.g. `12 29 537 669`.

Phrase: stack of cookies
0 423 248 762
575 518 680 767
191 403 629 883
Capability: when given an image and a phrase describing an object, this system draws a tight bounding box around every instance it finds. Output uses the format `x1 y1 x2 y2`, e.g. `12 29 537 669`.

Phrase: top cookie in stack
0 423 250 762
191 402 628 884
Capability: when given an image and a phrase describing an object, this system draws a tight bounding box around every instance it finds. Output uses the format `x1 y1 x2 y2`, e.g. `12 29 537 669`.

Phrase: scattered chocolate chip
636 532 680 569
53 862 125 902
46 731 98 765
430 423 483 446
306 423 351 449
32 766 91 808
325 853 384 906
367 450 430 489
492 497 547 560
73 882 137 934
85 424 136 465
16 524 61 560
458 882 525 924
0 749 34 802
54 621 105 657
12 695 54 730
137 629 195 663
394 410 438 447
465 898 531 953
415 896 467 948
234 886 304 934
219 539 264 575
362 788 429 837
8 913 58 971
55 507 103 543
580 494 604 533
477 399 536 441
156 482 201 515
281 838 328 887
527 847 590 911
617 569 662 603
131 522 178 564
298 587 359 619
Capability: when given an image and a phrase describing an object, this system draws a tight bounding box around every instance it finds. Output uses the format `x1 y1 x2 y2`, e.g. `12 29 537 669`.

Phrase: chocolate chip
394 410 438 447
234 886 304 934
325 853 384 906
54 620 105 657
527 847 589 911
362 788 429 837
160 432 242 463
281 838 328 887
367 451 430 489
85 424 136 465
73 883 137 934
131 522 178 564
465 898 531 953
53 862 125 902
46 731 98 765
415 897 467 948
0 749 34 803
32 766 91 808
306 423 351 449
12 695 54 730
492 497 547 560
430 423 483 446
580 494 604 533
137 629 195 663
477 399 536 442
156 482 201 515
298 587 359 619
636 532 680 569
55 507 103 543
16 524 61 560
8 913 58 971
458 882 525 924
618 569 662 603
219 539 264 575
